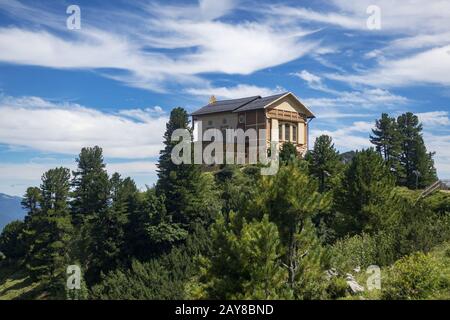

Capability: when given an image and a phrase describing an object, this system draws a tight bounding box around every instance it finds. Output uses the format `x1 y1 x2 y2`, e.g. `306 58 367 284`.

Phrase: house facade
191 92 315 156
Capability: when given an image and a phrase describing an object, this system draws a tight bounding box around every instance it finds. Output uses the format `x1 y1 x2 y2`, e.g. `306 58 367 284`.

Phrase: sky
0 0 449 196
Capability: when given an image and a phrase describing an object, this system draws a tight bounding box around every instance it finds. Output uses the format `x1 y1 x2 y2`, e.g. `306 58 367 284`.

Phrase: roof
191 92 315 118
233 93 287 112
190 96 259 116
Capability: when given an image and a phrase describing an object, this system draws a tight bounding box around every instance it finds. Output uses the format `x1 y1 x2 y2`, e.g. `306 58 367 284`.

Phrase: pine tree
262 162 331 295
370 113 402 165
0 220 26 261
26 167 73 295
279 142 298 163
196 213 292 299
335 149 395 235
86 174 139 282
396 112 437 188
71 146 110 226
156 108 221 230
306 135 342 192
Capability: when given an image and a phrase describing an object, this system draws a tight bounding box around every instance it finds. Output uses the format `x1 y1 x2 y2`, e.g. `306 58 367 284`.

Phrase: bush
382 252 443 300
326 276 348 299
329 233 378 271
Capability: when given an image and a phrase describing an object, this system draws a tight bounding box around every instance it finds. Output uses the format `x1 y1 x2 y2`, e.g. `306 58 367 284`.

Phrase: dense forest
1 109 449 300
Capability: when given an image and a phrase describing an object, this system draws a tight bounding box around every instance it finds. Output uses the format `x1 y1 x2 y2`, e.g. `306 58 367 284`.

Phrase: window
221 126 229 142
279 124 283 141
292 125 297 142
208 120 213 126
223 118 227 124
285 124 290 142
239 115 245 124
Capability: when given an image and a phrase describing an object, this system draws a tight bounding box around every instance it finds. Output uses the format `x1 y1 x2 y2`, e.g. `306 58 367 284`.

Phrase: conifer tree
87 174 139 281
71 146 110 226
306 135 342 192
26 167 73 294
197 213 292 299
336 149 395 235
370 113 402 164
156 108 221 230
396 112 437 188
0 220 26 261
262 162 331 294
279 142 298 163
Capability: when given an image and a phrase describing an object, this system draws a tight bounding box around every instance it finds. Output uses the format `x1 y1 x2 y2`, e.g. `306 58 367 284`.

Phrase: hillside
0 193 26 231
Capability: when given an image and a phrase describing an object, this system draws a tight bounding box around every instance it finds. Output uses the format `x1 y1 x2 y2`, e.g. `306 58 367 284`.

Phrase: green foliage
194 214 292 299
25 167 74 298
1 109 448 301
0 220 26 261
334 149 395 235
370 112 437 189
157 108 222 230
326 276 348 299
279 142 298 163
382 252 444 300
330 233 378 271
306 135 342 192
71 146 110 227
214 165 260 219
85 174 139 281
370 113 402 175
91 227 211 300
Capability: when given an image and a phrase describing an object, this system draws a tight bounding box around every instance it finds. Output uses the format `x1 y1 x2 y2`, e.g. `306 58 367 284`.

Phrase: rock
346 273 364 293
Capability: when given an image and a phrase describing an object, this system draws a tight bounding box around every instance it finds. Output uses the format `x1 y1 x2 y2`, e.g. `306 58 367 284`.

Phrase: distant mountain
0 193 26 231
340 151 356 164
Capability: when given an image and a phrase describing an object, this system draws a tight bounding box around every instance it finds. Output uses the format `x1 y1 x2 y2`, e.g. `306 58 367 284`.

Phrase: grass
0 264 46 300
346 242 450 300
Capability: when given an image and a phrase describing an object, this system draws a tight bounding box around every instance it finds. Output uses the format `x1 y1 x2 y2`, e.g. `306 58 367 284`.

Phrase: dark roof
232 93 287 112
191 92 315 118
191 96 260 116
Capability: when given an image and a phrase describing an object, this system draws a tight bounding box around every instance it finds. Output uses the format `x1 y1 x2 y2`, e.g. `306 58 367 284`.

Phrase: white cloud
304 88 408 109
293 70 321 84
185 84 285 99
423 132 450 179
0 160 158 196
0 96 168 159
0 1 319 92
327 45 450 87
417 111 450 126
310 121 373 151
199 0 236 20
329 0 450 35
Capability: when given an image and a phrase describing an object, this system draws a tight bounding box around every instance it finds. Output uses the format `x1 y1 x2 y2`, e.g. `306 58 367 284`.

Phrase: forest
0 109 449 300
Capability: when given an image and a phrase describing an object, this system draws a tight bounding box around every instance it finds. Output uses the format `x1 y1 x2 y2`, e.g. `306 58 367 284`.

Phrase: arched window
285 124 290 142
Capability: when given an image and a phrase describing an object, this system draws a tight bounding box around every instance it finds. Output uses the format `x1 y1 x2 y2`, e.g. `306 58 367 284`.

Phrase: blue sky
0 0 449 196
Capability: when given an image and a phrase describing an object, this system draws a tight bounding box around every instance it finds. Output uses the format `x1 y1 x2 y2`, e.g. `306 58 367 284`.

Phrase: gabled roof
191 92 315 118
233 93 287 112
191 96 260 116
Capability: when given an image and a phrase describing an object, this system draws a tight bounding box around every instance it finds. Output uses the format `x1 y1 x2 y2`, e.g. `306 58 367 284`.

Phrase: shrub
326 276 348 299
382 252 443 300
329 233 378 271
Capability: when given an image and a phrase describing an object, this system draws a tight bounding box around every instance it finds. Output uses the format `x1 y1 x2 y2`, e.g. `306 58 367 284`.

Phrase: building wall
193 112 239 141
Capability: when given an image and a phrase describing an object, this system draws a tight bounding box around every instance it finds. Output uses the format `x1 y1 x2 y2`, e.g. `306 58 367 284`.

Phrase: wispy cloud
0 0 320 92
0 96 168 159
185 84 285 99
327 45 450 88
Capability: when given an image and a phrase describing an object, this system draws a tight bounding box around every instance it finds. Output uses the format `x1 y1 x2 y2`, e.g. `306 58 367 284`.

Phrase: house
191 92 315 156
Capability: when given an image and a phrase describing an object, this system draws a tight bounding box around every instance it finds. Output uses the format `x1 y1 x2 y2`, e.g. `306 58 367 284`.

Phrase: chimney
209 95 217 105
